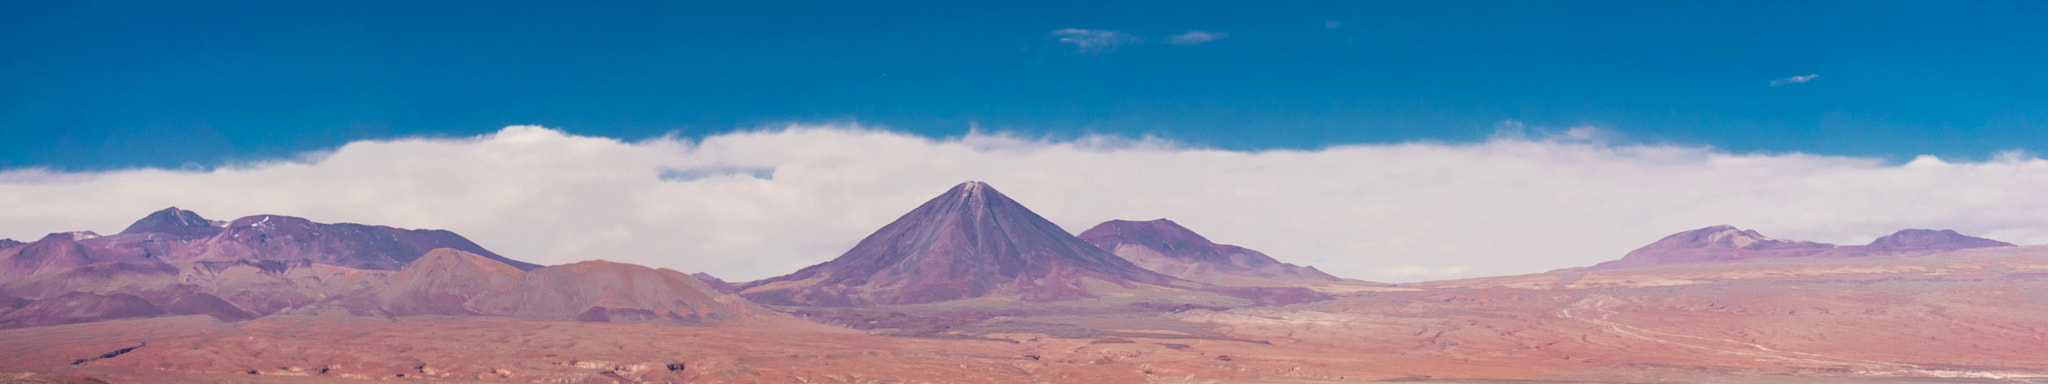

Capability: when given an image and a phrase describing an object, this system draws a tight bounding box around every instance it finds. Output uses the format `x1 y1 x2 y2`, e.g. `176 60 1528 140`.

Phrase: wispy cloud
1325 21 1343 29
1166 31 1228 45
1050 29 1143 53
1770 74 1819 86
10 125 2048 283
1488 120 1616 145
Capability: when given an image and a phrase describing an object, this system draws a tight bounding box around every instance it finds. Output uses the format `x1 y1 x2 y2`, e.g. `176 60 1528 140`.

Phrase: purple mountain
0 232 156 280
1078 219 1343 285
465 260 750 324
1593 225 2014 269
191 214 541 271
0 208 552 329
119 207 224 240
690 272 740 295
737 181 1190 307
1864 229 2013 252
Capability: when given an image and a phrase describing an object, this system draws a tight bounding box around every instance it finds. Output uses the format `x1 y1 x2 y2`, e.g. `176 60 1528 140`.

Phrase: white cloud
8 125 2048 283
1770 74 1819 86
1166 31 1228 46
1050 29 1142 53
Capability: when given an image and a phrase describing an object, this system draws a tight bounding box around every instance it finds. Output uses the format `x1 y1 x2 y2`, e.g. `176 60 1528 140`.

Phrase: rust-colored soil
6 248 2047 383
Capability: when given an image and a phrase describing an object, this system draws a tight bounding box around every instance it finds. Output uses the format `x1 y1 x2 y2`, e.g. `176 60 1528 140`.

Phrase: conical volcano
738 181 1188 307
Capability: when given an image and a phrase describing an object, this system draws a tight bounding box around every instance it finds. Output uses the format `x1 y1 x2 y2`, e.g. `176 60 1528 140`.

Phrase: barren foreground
6 247 2047 383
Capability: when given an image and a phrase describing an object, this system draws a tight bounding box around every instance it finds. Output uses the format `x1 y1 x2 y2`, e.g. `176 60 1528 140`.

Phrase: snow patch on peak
1704 227 1770 247
47 231 101 241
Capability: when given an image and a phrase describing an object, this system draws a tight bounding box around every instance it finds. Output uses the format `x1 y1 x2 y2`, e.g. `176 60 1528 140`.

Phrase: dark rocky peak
0 238 21 249
120 207 225 239
1865 229 2013 252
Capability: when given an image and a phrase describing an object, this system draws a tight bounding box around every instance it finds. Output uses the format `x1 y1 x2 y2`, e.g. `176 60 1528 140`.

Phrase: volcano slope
736 181 1195 307
735 181 1336 340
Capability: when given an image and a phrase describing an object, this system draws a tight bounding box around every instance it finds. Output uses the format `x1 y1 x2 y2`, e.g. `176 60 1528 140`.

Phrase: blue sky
4 0 2046 170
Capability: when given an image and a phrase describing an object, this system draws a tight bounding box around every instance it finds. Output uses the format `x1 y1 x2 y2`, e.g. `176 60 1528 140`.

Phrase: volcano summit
738 181 1192 306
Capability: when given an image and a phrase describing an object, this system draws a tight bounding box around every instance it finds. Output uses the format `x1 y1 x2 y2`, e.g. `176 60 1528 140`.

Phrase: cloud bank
1771 74 1819 86
7 125 2048 283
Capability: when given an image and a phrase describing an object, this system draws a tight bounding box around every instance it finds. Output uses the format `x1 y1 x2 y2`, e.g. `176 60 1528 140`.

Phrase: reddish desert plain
2 182 2045 383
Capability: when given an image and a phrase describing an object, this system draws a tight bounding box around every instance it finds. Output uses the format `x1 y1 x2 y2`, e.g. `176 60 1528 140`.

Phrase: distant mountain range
4 182 2045 383
1591 225 2013 269
0 182 2024 332
0 208 736 329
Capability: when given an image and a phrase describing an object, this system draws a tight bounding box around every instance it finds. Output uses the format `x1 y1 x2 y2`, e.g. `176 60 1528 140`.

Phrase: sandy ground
6 251 2048 383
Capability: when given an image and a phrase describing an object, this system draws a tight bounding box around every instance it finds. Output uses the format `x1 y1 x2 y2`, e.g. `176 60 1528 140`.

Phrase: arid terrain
3 182 2045 383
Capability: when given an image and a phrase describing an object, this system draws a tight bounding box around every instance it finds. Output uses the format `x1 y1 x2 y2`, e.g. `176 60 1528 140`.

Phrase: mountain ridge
1592 225 2015 269
1077 219 1343 285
